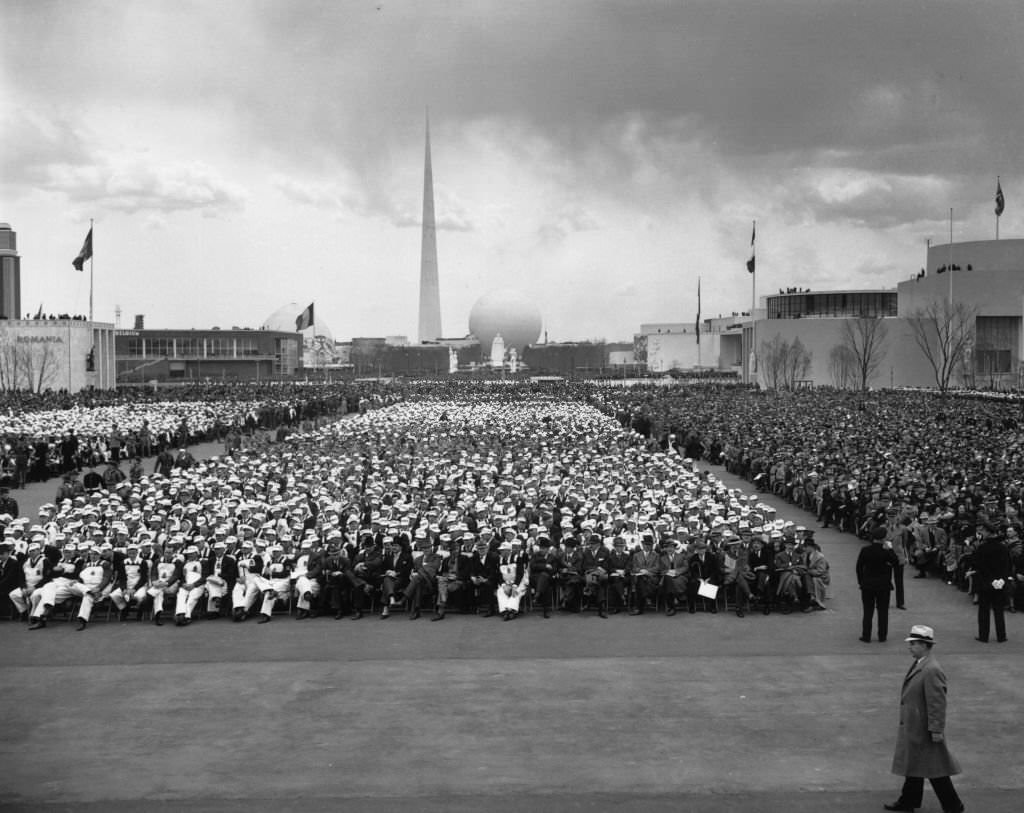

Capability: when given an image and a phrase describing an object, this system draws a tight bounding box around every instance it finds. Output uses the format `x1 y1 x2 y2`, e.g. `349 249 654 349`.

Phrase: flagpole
696 276 702 370
88 218 94 323
948 208 953 307
750 219 757 386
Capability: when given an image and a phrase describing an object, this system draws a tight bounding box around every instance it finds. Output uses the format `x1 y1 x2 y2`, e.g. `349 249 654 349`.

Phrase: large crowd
0 381 1021 632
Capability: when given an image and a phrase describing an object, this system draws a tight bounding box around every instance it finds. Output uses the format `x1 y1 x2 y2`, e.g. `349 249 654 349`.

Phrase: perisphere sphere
261 302 334 342
468 289 542 353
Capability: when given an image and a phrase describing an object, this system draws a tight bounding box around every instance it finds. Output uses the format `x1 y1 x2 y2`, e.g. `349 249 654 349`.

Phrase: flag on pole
746 222 756 274
995 178 1005 217
34 303 43 319
72 227 93 271
695 277 701 345
295 302 315 331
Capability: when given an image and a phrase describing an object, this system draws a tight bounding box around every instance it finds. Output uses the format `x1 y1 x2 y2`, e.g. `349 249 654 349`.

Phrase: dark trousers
530 573 553 609
893 564 905 608
977 586 1007 642
861 587 890 640
898 775 961 810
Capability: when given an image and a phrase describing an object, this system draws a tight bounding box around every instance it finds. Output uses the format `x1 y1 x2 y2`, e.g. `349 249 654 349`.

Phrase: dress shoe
153 612 164 626
883 802 917 811
380 608 390 619
482 609 495 618
997 637 1007 643
736 609 745 618
878 637 886 642
859 636 872 643
942 803 964 813
233 609 244 622
431 611 445 621
296 609 309 620
76 618 87 632
629 608 643 616
974 636 988 643
28 618 45 630
597 606 608 619
897 605 907 610
609 607 620 615
257 613 271 624
501 611 510 621
351 610 363 620
666 608 677 617
409 609 420 620
542 608 550 619
710 606 718 614
334 610 344 620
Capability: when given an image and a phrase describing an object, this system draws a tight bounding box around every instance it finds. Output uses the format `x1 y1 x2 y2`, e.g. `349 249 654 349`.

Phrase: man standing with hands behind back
885 625 963 813
857 526 899 642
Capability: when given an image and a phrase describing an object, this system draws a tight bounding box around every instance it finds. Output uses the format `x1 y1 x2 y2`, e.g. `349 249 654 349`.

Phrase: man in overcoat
885 625 963 813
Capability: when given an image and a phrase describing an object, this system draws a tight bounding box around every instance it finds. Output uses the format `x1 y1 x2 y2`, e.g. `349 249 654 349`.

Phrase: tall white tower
417 113 443 343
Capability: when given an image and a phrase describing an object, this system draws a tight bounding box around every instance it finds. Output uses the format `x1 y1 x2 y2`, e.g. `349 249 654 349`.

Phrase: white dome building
468 289 542 355
261 303 337 366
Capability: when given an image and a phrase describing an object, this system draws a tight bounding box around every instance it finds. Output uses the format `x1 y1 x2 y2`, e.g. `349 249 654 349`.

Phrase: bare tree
783 336 812 388
838 317 889 390
828 344 857 389
760 335 788 390
760 335 812 390
906 300 976 393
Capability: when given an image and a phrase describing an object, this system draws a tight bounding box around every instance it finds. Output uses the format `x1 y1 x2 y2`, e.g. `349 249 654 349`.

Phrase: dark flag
34 303 43 319
995 179 1005 217
695 278 701 345
295 302 315 331
746 222 756 274
72 227 93 271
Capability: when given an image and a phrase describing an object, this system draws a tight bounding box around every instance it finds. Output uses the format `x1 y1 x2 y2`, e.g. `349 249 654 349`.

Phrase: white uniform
175 559 206 617
75 559 112 622
258 557 292 617
292 552 320 611
146 558 180 615
233 554 261 613
495 560 529 614
110 557 149 610
33 559 82 616
10 555 47 615
205 554 231 614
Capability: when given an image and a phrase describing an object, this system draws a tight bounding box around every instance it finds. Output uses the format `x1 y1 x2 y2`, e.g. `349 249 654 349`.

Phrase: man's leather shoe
883 802 916 811
482 609 495 618
153 612 163 626
736 609 745 618
629 608 643 615
257 613 271 624
997 637 1007 643
941 803 964 813
974 636 988 643
542 608 550 619
76 618 87 632
28 618 45 630
351 610 363 620
897 605 907 610
597 606 608 619
431 611 445 621
859 636 872 643
666 608 677 617
296 609 309 620
410 609 420 620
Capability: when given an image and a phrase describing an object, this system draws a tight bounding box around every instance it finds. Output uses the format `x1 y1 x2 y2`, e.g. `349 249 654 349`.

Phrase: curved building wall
926 238 1024 274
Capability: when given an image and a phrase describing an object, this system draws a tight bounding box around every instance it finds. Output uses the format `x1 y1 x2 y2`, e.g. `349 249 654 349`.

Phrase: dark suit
856 540 899 641
468 550 499 612
529 548 561 611
686 549 722 613
380 547 413 607
972 537 1012 642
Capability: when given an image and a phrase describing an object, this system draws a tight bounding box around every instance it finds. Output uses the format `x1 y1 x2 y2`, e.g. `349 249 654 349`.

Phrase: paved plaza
1 454 1020 812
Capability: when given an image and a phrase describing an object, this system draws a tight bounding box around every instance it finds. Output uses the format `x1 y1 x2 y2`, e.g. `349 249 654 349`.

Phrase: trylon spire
418 111 442 342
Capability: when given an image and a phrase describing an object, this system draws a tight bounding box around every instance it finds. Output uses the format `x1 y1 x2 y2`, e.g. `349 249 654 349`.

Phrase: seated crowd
596 385 1024 610
0 396 832 629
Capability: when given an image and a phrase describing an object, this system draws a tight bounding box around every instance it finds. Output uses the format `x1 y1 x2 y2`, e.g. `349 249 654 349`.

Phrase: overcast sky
3 0 1022 342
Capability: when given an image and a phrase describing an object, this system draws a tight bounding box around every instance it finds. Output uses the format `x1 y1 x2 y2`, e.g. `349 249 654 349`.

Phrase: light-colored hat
904 625 935 644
